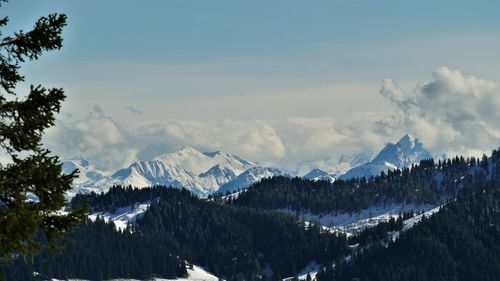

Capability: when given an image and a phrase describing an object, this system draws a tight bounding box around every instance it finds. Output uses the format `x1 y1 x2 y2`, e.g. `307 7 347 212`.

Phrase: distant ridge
63 147 285 197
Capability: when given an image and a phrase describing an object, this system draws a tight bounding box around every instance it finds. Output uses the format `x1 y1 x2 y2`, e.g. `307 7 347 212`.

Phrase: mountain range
63 134 432 197
63 147 286 197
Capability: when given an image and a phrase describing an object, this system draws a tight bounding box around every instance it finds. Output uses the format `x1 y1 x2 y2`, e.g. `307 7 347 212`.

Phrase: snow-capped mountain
303 169 336 182
340 134 432 180
62 156 110 184
110 147 259 196
216 166 286 195
66 147 286 198
65 135 430 196
62 156 116 197
282 150 374 178
339 161 398 180
370 134 432 168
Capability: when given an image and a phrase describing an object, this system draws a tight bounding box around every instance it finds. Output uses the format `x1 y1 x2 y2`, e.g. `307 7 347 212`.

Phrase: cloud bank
381 67 500 157
44 67 500 173
45 113 400 173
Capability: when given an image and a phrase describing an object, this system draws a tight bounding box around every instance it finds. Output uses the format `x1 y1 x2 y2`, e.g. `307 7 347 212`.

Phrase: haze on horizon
4 0 500 170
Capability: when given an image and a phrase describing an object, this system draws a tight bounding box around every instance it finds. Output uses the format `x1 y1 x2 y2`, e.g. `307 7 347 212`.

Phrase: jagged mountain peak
340 134 432 180
372 134 432 168
303 169 336 183
215 166 286 195
398 133 416 148
179 145 203 154
303 168 329 178
150 147 256 176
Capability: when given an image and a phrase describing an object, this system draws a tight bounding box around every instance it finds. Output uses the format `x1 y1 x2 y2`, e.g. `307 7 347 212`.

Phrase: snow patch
88 202 151 231
283 261 319 281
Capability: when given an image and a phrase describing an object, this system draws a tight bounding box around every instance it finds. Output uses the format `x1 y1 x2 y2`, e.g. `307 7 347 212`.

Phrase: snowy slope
340 134 432 180
280 203 437 236
88 202 151 231
153 147 255 176
283 205 444 281
62 156 110 185
371 134 432 168
216 166 286 194
62 156 114 197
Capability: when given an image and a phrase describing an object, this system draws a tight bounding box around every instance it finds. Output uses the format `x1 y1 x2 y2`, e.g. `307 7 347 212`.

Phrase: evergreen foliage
0 0 85 265
229 151 500 215
348 216 403 247
2 186 350 281
317 181 500 281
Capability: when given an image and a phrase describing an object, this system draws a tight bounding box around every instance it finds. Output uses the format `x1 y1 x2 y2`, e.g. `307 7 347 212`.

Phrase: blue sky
7 0 500 117
3 0 500 169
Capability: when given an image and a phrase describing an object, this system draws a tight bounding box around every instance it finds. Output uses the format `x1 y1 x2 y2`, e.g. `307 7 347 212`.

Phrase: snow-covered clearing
388 204 443 241
280 203 438 236
282 261 320 281
284 204 444 281
88 202 151 231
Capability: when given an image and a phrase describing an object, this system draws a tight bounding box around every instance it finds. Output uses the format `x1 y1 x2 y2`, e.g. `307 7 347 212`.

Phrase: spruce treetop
0 0 85 265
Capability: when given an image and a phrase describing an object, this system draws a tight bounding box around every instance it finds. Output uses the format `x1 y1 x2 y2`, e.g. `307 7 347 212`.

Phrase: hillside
1 187 350 281
319 181 500 281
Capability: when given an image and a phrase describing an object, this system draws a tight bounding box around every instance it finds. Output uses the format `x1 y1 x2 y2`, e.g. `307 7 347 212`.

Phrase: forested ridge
228 149 500 214
1 187 350 281
317 180 500 281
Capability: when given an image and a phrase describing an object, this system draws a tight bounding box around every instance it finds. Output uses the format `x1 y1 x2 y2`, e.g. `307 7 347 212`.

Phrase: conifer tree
0 0 85 265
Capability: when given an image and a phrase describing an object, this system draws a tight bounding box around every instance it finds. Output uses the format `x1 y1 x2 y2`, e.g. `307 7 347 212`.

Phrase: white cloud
134 119 287 162
44 108 133 169
380 66 500 157
44 113 401 172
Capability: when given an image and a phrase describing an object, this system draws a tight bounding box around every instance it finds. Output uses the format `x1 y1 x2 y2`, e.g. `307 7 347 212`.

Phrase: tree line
227 149 500 215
